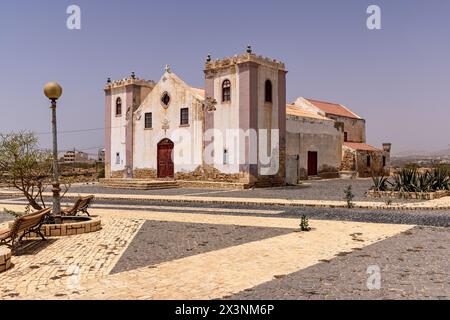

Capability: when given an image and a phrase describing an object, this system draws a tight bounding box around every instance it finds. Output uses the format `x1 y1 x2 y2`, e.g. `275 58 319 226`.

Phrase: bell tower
204 46 287 186
104 73 155 179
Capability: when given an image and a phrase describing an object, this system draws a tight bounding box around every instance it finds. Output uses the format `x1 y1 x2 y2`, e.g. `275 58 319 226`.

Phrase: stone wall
111 170 126 179
175 165 243 183
110 164 285 188
367 190 449 200
355 150 389 178
0 248 12 273
341 148 357 171
133 168 157 180
341 147 389 178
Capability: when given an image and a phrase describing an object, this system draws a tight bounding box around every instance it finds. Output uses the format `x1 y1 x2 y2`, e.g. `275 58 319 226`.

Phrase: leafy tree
0 132 69 211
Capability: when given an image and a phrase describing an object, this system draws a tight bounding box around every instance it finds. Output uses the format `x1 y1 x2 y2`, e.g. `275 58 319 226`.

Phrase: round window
161 92 171 108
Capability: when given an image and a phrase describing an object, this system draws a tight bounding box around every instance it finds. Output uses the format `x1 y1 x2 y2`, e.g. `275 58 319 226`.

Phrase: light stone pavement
1 189 450 210
0 212 143 299
0 204 413 300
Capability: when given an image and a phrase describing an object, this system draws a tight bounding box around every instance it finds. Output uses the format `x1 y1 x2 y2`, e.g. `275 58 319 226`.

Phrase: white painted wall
110 88 127 173
257 66 280 174
133 72 203 173
211 70 241 174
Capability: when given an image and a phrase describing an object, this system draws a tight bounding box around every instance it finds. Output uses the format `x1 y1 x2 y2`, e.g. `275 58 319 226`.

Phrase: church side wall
286 116 342 181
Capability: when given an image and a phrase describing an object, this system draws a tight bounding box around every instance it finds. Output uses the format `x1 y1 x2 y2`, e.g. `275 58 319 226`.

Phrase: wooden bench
61 195 95 217
0 208 51 253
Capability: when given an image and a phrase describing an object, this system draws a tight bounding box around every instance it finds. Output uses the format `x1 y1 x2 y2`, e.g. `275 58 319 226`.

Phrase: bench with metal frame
0 208 51 253
61 195 95 217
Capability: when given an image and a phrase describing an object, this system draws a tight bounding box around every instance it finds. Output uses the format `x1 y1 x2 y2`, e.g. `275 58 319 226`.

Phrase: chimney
382 143 392 153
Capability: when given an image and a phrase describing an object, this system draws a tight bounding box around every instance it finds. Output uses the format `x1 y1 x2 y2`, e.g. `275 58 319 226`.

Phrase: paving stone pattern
230 226 450 300
111 220 295 274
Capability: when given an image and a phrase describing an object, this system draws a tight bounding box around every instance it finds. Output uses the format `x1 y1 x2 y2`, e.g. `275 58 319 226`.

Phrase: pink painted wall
104 89 112 178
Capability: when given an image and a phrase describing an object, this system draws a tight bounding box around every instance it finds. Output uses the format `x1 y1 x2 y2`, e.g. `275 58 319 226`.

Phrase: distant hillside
432 148 450 157
392 148 450 158
391 147 450 167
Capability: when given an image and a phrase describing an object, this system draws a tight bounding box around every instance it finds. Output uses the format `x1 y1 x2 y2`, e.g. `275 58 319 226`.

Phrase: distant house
63 150 91 164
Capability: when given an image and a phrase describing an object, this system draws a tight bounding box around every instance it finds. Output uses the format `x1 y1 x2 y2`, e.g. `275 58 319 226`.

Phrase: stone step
99 179 179 190
102 183 178 187
103 185 179 190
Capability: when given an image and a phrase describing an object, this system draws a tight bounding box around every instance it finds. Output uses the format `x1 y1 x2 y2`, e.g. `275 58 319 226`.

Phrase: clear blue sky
1 0 449 156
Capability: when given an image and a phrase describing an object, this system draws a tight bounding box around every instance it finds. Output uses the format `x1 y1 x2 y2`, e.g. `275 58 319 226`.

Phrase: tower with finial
203 45 287 187
104 73 156 179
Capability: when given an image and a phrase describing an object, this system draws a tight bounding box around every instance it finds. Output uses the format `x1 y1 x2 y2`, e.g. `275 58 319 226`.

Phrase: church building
104 47 390 188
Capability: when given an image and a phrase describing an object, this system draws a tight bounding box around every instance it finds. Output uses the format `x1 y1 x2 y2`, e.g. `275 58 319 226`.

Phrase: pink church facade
104 47 390 187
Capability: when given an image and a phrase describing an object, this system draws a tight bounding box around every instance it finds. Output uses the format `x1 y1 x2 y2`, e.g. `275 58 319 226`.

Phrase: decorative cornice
205 53 286 73
105 76 155 90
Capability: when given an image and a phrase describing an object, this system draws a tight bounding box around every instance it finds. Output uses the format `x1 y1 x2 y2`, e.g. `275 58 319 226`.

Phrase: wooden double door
157 139 174 178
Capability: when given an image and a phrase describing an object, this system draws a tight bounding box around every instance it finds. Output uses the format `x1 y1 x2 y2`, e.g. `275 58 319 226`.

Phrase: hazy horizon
1 0 450 156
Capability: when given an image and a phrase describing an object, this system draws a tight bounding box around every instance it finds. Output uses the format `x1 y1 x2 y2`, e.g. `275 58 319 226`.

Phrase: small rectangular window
383 156 386 167
344 132 348 142
145 112 152 129
115 153 120 165
180 108 189 125
367 155 371 167
223 149 229 165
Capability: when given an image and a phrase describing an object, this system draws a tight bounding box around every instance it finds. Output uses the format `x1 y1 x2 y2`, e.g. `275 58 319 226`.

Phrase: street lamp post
44 82 63 215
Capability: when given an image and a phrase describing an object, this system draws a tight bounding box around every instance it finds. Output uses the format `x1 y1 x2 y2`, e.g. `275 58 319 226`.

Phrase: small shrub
98 167 105 179
300 215 311 232
344 185 355 209
4 208 23 218
3 204 31 218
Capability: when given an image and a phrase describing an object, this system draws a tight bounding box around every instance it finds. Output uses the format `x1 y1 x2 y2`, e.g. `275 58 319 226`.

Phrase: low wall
0 248 12 273
367 190 449 200
26 217 102 238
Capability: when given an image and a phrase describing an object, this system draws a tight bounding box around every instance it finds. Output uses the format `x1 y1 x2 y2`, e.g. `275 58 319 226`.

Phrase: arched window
222 79 231 102
115 97 122 116
265 80 272 103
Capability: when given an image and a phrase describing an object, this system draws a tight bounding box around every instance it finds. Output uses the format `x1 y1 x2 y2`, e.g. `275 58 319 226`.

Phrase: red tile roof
344 142 381 152
305 98 362 120
286 104 329 120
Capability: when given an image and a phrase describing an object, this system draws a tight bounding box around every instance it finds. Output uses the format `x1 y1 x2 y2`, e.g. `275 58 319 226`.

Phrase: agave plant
371 174 390 191
430 165 450 191
416 171 433 192
390 166 450 193
393 168 418 192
